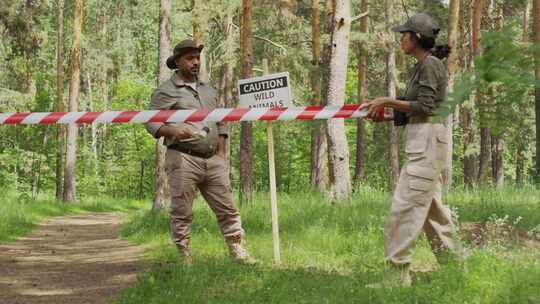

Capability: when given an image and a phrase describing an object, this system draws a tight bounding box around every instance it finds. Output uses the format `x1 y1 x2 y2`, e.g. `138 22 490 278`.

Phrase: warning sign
238 72 293 109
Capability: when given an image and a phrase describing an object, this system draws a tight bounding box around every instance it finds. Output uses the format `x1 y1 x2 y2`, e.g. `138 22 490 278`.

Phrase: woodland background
0 0 539 206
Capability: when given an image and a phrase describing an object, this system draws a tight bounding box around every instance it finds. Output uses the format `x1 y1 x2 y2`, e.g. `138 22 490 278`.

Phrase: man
145 40 256 265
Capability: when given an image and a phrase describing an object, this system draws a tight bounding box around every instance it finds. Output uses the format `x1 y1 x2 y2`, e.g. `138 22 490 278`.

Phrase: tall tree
152 0 172 211
326 0 352 201
24 0 37 98
534 0 540 184
240 0 254 204
490 0 505 189
461 0 476 186
218 7 236 170
384 0 399 191
192 1 209 83
278 0 297 18
63 0 84 203
55 0 65 201
517 0 531 184
442 0 461 191
474 0 491 186
354 0 369 184
310 0 328 192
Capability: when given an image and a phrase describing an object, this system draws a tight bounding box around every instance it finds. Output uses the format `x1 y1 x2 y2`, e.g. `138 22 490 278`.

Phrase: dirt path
0 213 145 304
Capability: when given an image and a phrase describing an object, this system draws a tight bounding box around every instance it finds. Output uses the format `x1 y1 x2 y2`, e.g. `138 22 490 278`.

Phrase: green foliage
442 25 538 134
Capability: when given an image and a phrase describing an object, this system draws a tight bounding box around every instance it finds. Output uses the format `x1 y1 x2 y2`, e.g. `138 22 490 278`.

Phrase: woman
362 13 455 287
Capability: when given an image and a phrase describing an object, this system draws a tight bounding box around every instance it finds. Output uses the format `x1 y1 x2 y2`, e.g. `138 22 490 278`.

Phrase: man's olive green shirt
145 72 228 155
403 55 448 116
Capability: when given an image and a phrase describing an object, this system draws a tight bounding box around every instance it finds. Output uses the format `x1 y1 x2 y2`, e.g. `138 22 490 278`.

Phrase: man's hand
171 127 196 141
156 125 196 140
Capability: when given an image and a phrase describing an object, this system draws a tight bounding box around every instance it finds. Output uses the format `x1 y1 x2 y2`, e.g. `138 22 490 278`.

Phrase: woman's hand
360 97 394 122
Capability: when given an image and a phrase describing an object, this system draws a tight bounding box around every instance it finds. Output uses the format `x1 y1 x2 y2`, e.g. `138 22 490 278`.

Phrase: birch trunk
63 0 84 203
384 0 399 191
326 0 352 201
442 0 461 191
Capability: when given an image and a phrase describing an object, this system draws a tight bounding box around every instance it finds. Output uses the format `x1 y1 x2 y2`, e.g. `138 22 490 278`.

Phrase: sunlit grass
0 191 143 243
116 187 540 304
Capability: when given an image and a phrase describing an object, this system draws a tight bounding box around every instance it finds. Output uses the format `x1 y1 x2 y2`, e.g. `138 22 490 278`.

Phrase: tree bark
153 0 172 211
442 0 460 191
326 0 352 202
491 134 504 189
240 0 254 204
517 0 532 184
63 0 84 203
192 1 209 83
310 0 328 192
55 0 65 201
534 0 540 184
25 0 37 98
462 1 476 186
278 0 297 19
384 0 399 191
472 0 491 186
219 9 235 174
354 0 368 185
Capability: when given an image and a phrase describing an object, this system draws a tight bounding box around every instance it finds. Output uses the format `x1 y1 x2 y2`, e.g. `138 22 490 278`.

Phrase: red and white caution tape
0 105 367 125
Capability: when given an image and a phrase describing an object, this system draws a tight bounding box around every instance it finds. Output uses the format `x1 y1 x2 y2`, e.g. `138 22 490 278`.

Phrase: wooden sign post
262 59 280 266
238 60 292 266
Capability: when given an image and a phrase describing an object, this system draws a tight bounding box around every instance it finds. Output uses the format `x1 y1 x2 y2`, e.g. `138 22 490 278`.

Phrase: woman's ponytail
431 44 451 60
414 33 452 60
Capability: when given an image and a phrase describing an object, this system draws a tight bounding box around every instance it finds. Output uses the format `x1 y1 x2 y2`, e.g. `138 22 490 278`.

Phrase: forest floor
0 212 146 304
116 187 540 304
1 188 539 304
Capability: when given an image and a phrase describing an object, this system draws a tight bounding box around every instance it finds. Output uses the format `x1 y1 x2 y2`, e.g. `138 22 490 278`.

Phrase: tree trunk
219 9 235 174
491 134 504 189
354 0 368 185
55 0 65 201
384 0 399 191
278 0 297 19
442 0 460 191
326 0 352 202
240 0 254 204
516 145 526 185
63 0 84 203
462 1 476 186
192 1 209 83
25 0 37 98
534 0 540 184
153 0 172 211
517 0 532 185
472 0 491 186
524 1 531 43
310 0 328 192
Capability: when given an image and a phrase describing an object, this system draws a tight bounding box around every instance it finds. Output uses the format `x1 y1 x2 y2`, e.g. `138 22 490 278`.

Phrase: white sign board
238 72 293 109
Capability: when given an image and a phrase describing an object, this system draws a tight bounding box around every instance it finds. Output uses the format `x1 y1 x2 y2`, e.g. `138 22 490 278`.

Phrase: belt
408 116 432 124
168 144 216 159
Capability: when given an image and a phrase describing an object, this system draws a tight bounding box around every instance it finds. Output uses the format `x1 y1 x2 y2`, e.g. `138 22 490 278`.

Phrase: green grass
0 191 144 243
116 187 540 304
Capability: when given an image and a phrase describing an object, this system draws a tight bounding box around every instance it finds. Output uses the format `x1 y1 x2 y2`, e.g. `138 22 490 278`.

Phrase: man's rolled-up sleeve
145 90 176 138
410 62 438 116
217 122 229 137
